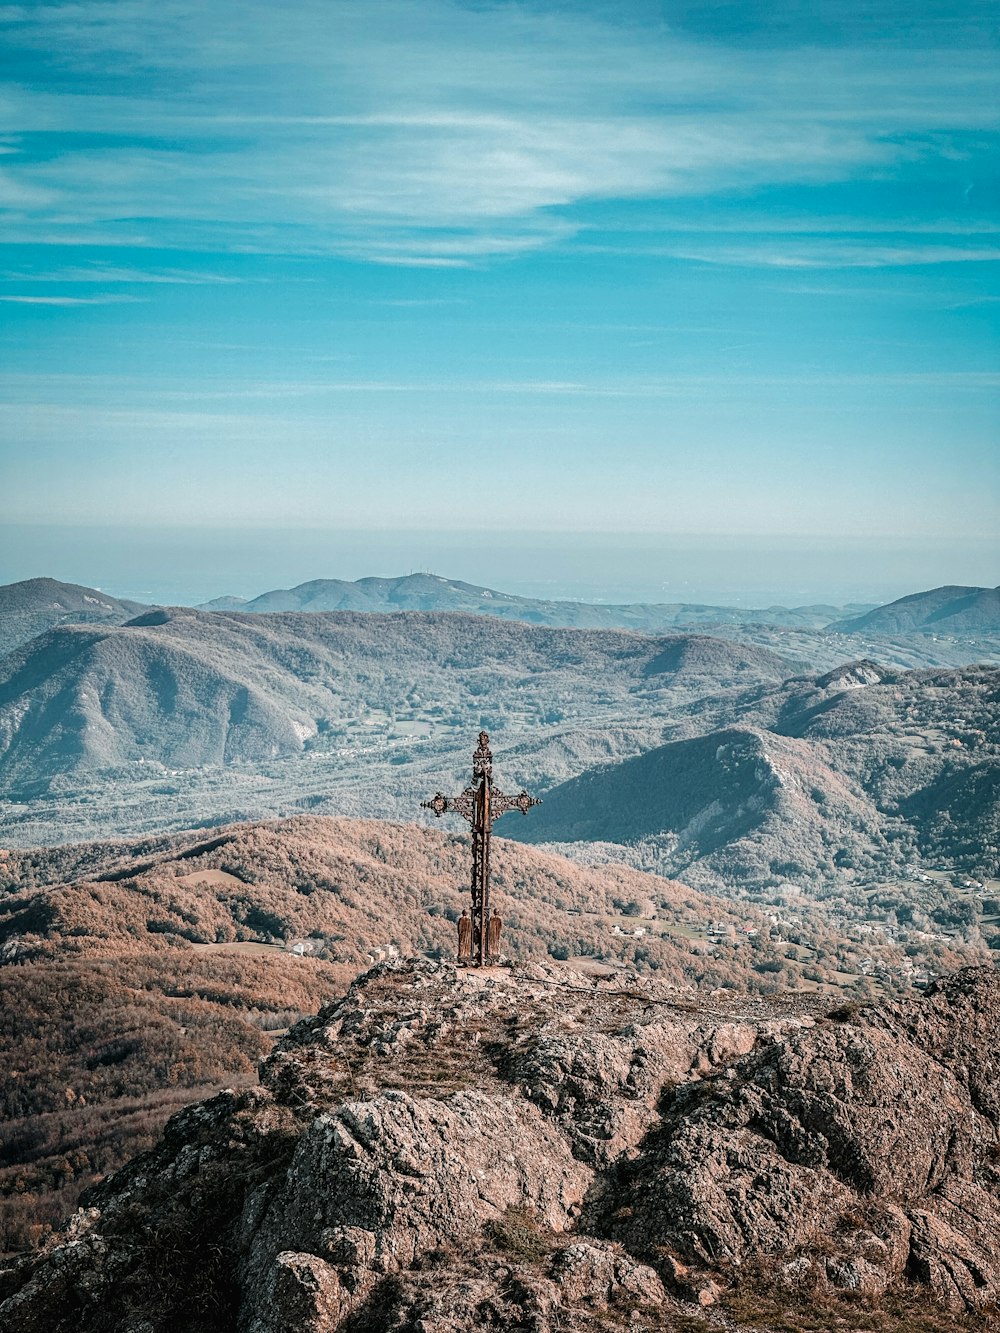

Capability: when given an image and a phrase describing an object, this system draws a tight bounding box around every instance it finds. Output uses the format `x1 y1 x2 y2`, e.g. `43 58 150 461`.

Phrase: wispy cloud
658 241 1000 269
1 265 244 284
0 293 144 305
4 369 997 408
0 0 995 264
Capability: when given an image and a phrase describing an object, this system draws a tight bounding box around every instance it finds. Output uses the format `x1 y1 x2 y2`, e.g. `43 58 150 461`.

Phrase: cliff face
2 960 998 1333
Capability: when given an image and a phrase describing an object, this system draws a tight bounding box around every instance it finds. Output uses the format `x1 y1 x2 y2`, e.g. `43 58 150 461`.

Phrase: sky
1 0 997 604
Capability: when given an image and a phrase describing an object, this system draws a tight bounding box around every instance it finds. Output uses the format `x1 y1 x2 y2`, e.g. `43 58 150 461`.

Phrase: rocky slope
1 815 827 1253
1 958 997 1333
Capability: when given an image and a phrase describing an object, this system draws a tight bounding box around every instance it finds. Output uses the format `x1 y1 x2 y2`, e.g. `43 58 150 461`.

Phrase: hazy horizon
1 522 995 610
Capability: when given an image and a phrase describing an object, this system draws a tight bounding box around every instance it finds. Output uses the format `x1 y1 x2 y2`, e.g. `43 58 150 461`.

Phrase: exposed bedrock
1 960 998 1332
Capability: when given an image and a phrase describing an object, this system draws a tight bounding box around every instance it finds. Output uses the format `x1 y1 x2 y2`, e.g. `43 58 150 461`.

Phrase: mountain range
515 661 1000 889
0 592 997 896
1 571 998 880
4 575 997 659
200 573 1000 637
0 607 793 795
197 571 874 630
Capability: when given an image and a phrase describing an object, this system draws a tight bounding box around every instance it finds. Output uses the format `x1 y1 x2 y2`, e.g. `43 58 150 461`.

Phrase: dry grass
484 1206 556 1263
723 1282 997 1333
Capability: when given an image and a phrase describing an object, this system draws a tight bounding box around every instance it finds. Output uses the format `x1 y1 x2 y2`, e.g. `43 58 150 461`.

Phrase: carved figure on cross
422 731 539 967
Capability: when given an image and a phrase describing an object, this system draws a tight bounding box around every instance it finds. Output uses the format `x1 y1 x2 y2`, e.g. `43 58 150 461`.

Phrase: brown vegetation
0 815 778 1252
0 814 990 1254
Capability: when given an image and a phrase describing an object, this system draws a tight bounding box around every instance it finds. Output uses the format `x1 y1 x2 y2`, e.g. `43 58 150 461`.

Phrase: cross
422 731 540 967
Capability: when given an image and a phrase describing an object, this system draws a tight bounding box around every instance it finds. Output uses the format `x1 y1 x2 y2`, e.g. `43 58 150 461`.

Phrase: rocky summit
1 960 998 1333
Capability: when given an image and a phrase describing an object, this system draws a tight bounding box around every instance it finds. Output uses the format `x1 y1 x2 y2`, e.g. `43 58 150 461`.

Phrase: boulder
2 959 997 1332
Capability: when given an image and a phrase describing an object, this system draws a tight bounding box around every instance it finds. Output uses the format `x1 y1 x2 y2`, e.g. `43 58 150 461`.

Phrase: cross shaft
422 731 539 966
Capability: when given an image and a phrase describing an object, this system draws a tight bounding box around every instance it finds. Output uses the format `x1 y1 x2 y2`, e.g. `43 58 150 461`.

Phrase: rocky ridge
1 959 998 1332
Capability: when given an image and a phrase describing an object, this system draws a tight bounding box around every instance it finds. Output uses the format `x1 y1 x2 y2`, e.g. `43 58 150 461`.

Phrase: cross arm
490 787 541 820
421 786 477 823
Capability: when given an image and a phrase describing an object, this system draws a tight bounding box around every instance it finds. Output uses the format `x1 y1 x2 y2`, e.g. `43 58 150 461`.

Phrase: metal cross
422 730 540 966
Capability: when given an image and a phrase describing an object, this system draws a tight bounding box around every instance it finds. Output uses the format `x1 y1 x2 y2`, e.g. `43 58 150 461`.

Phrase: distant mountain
828 585 1000 635
514 662 1000 889
198 572 865 631
0 577 145 659
0 609 793 794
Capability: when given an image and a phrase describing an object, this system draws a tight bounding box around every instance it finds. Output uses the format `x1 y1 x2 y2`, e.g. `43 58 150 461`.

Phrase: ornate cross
422 731 540 966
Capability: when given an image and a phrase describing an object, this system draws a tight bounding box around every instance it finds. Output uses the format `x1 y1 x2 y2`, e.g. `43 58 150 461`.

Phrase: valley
0 574 997 1274
0 603 805 846
0 594 996 912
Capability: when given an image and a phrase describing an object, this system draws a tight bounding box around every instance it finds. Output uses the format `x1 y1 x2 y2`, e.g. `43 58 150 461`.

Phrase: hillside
0 578 145 659
830 585 1000 635
0 609 793 795
2 577 996 847
517 726 883 882
2 816 760 977
0 815 778 1254
0 612 995 906
2 958 998 1332
2 814 984 1256
514 663 1000 891
198 571 863 630
759 661 1000 872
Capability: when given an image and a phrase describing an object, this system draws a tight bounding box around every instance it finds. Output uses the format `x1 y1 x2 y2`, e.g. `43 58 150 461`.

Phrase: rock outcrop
2 960 998 1332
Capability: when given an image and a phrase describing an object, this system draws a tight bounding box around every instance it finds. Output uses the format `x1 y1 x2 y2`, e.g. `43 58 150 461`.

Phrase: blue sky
0 0 997 601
